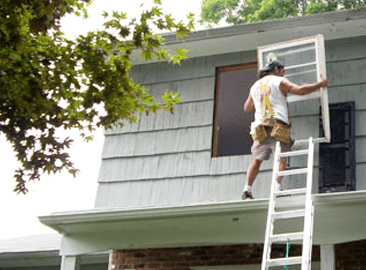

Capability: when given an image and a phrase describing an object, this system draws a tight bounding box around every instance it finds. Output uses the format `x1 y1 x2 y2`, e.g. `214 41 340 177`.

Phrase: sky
0 0 207 241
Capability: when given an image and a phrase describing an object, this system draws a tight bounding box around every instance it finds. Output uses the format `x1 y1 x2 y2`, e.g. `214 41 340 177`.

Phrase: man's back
249 75 288 134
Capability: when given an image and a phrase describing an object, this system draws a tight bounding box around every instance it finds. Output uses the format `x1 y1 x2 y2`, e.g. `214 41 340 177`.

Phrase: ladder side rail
261 141 282 270
301 137 315 269
307 203 315 270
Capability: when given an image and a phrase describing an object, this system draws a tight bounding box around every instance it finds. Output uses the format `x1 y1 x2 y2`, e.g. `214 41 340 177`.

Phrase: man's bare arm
280 76 328 96
244 94 254 112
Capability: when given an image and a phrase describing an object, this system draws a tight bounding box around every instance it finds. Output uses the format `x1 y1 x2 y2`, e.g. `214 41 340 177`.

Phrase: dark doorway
212 63 258 157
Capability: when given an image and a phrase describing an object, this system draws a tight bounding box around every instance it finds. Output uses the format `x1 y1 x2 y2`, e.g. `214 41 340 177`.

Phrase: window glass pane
285 63 317 85
262 43 318 102
213 64 257 157
263 43 316 67
258 35 330 142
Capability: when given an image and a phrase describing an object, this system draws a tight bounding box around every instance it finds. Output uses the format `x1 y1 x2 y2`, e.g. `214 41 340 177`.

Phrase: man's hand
319 75 329 88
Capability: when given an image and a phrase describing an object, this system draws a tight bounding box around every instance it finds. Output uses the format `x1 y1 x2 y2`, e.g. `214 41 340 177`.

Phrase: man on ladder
242 59 328 200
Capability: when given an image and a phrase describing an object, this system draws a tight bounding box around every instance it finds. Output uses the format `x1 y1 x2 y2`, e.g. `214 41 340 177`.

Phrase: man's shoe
242 191 254 200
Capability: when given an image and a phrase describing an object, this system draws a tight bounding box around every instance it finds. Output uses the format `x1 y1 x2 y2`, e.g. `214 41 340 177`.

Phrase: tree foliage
0 0 194 193
200 0 366 25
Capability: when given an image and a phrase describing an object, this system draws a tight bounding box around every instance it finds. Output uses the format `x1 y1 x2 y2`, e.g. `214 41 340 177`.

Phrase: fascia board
313 189 366 205
39 199 268 228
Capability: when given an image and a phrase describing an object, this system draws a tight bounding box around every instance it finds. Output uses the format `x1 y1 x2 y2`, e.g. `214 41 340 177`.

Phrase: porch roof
39 190 366 256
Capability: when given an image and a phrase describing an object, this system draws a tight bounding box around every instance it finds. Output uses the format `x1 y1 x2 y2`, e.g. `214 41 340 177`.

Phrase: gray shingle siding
95 35 366 209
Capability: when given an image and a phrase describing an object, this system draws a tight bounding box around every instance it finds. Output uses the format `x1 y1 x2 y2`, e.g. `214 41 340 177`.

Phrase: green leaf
170 47 189 65
199 0 352 25
0 0 193 194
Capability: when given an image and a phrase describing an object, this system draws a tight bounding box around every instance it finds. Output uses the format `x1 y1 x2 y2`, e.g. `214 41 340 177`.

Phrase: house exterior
0 234 108 269
38 8 366 270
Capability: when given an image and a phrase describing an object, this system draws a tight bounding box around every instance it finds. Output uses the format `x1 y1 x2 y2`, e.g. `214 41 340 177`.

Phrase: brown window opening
212 62 258 157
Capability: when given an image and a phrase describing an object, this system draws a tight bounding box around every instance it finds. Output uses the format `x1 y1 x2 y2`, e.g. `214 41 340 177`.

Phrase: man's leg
246 158 263 186
277 157 287 184
242 158 263 199
276 139 291 190
243 136 272 200
275 157 287 192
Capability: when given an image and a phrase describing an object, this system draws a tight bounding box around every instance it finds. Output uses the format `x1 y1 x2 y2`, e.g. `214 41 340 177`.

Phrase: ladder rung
295 138 310 143
266 256 303 267
277 168 308 176
279 149 309 158
273 209 305 220
270 232 303 243
275 188 307 197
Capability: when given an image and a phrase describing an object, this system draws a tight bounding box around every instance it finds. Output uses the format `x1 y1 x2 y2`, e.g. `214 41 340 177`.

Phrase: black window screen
319 101 356 193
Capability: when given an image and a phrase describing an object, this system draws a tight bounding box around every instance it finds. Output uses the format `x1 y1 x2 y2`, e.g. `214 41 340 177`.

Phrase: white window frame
257 35 330 142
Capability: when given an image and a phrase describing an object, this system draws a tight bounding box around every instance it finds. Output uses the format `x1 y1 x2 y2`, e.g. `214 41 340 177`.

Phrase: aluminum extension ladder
261 137 315 270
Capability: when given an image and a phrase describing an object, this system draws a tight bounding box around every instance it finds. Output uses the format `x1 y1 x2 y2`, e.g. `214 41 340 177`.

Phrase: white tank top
249 75 289 134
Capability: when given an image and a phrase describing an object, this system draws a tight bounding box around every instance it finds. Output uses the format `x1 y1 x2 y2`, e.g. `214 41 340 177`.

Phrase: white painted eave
132 8 366 65
39 191 366 256
39 199 269 240
39 191 366 227
39 198 267 227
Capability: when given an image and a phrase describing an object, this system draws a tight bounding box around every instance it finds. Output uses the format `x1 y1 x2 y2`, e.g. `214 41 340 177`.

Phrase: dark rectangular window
319 101 356 193
212 63 257 157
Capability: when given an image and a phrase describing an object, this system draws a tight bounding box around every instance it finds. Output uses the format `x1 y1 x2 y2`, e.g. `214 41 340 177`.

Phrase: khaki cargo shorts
251 127 292 161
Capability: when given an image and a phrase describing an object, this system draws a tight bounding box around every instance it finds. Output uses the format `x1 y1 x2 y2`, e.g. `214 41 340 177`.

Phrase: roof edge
39 190 366 229
163 8 366 45
39 199 268 228
131 8 366 65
